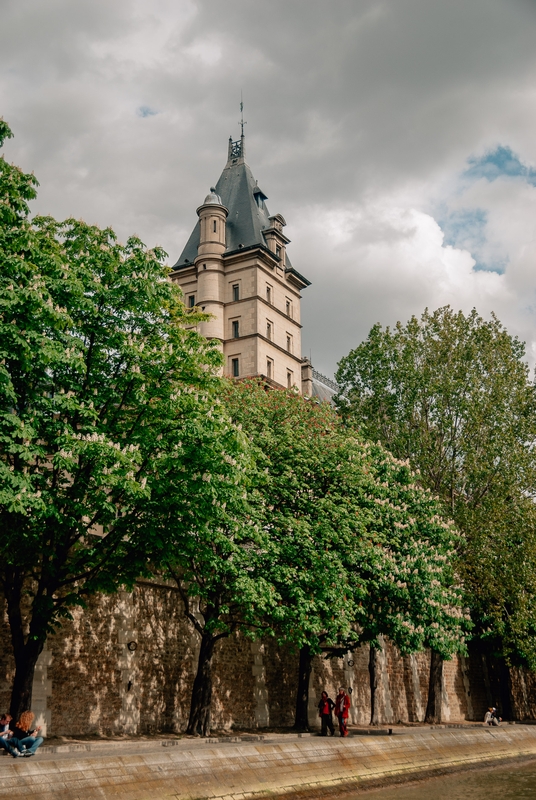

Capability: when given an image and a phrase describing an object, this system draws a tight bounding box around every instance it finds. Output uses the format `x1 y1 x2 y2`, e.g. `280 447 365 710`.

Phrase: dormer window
253 185 268 208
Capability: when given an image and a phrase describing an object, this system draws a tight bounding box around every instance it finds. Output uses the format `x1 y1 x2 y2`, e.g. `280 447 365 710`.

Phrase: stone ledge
1 727 536 800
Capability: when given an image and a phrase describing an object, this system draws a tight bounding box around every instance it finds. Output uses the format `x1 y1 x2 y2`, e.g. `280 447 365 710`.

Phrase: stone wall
0 582 531 735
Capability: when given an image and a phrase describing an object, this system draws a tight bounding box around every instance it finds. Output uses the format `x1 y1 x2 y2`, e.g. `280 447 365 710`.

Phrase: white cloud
293 163 536 374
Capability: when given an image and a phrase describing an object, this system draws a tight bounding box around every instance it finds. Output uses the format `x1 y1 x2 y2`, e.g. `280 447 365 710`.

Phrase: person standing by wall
318 691 335 736
335 687 351 737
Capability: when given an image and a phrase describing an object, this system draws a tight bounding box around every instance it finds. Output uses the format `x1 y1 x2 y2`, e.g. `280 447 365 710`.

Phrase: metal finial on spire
239 92 247 137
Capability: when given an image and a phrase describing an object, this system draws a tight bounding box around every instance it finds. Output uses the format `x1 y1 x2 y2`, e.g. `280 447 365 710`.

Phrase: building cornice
224 296 302 328
285 266 311 289
224 261 302 299
225 332 303 365
224 243 278 264
233 374 287 391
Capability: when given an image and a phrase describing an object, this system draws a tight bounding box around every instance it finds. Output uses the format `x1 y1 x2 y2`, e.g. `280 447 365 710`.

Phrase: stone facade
0 582 532 735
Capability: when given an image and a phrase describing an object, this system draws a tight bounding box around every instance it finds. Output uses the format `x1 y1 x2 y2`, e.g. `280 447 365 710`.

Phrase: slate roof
311 370 340 406
173 142 293 269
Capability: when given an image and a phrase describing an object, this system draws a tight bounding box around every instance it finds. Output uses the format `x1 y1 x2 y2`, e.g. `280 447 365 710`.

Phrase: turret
194 189 228 345
196 188 228 256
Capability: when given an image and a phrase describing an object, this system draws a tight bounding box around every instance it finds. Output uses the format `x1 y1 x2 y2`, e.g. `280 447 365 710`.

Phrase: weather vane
239 93 247 137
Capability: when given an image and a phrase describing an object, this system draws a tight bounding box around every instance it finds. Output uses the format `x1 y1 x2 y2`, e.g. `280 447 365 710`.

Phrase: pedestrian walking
335 687 351 737
318 691 335 736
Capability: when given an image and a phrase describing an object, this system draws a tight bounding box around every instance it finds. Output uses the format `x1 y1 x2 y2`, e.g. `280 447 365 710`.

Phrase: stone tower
171 132 312 394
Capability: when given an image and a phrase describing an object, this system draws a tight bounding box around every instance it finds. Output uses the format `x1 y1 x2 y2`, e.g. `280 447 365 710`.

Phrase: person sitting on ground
484 707 502 726
318 691 335 736
12 711 44 757
334 687 351 737
0 714 24 758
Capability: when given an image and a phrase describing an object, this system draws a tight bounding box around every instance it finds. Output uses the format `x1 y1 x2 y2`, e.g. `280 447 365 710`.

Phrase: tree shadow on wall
210 631 256 732
134 583 197 734
48 594 125 736
263 639 300 729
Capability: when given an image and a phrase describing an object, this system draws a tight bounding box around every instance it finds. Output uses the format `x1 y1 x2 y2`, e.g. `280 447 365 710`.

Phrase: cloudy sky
2 0 536 378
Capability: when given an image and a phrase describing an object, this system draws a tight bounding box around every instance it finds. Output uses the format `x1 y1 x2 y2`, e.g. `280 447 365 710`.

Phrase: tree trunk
369 645 380 724
4 573 46 722
424 649 443 724
186 632 217 736
497 658 513 721
294 644 313 731
9 639 43 722
487 654 513 721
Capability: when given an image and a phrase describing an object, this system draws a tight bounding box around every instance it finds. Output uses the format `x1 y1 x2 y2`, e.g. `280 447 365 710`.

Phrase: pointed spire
227 98 246 162
239 92 247 139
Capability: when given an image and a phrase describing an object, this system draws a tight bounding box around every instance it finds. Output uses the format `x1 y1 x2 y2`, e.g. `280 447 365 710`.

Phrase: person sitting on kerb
484 707 502 726
0 714 25 758
11 711 44 757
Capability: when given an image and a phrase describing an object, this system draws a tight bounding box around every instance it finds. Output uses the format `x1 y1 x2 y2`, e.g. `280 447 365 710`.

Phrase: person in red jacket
334 687 351 737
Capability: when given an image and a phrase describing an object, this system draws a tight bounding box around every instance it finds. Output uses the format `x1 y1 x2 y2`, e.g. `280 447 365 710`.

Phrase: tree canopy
226 380 465 653
335 305 536 668
225 379 466 726
0 119 240 718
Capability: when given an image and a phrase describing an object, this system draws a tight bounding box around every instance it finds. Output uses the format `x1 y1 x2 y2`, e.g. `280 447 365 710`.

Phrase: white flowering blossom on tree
0 120 243 721
225 380 467 728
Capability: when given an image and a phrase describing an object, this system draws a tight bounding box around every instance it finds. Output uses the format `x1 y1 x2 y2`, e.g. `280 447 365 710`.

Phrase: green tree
225 380 365 729
157 420 276 737
461 496 536 666
336 306 536 720
225 379 466 728
0 119 235 720
358 443 467 722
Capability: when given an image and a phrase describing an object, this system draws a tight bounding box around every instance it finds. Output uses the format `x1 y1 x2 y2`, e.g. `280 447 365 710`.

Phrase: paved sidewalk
0 721 499 763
